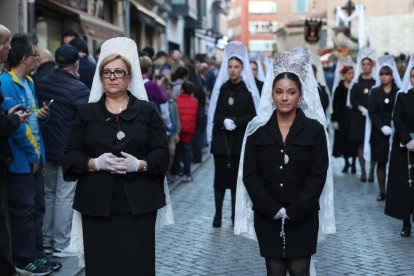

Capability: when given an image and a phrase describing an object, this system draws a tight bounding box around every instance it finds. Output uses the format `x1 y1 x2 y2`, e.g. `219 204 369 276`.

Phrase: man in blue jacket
0 24 30 276
37 44 89 258
0 32 59 275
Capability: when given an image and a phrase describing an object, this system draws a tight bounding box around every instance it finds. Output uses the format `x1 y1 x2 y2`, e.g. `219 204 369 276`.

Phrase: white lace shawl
234 49 336 242
207 41 261 145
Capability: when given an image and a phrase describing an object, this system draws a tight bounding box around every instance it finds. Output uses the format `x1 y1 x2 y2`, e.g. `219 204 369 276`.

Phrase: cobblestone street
155 156 414 275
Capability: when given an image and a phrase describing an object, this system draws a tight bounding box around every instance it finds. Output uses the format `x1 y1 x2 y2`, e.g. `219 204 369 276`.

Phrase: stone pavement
156 156 414 275
52 153 414 275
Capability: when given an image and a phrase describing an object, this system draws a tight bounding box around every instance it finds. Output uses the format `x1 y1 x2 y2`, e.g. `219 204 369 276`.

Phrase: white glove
93 153 126 172
331 121 339 130
381 126 392 136
223 118 236 131
359 106 368 117
406 140 414 151
120 151 141 172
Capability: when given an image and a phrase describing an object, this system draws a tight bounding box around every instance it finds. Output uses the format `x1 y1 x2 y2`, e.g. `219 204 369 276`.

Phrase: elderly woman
63 38 170 276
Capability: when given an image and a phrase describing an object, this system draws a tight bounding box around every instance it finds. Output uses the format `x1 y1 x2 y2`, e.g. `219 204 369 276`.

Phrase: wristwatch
142 160 148 172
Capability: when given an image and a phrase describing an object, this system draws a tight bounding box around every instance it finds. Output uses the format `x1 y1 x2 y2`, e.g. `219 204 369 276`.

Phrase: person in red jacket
176 81 199 182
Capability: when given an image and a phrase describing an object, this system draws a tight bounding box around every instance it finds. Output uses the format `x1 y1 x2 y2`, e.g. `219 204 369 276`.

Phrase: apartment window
171 0 185 4
249 40 275 51
249 21 277 33
249 1 277 14
294 0 308 13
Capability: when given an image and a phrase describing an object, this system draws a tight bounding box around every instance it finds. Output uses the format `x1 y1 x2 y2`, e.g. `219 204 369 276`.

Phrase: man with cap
36 44 89 258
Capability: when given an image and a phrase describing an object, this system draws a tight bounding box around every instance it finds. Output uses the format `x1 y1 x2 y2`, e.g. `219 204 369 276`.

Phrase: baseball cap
55 44 79 65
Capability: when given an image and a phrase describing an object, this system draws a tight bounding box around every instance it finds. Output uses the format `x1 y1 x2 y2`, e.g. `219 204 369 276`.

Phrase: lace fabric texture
363 55 402 161
207 41 261 144
234 50 336 242
71 37 174 267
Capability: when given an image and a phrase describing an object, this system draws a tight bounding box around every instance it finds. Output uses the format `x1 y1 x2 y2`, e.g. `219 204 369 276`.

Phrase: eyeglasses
100 69 129 79
30 52 40 58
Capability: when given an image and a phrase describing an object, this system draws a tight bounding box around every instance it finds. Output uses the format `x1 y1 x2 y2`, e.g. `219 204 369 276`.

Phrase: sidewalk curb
169 154 211 193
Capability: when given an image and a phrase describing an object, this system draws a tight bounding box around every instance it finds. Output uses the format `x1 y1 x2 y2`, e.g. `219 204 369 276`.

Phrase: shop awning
43 0 123 40
130 1 166 27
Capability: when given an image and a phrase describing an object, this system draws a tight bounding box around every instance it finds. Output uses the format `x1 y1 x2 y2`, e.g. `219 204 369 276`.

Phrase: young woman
367 58 400 201
207 41 259 228
349 56 376 182
385 57 414 237
332 65 356 173
235 50 335 276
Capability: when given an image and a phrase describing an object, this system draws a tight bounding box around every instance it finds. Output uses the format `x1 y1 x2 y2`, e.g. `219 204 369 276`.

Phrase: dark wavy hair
171 66 189 82
272 72 302 94
228 56 243 66
7 33 36 68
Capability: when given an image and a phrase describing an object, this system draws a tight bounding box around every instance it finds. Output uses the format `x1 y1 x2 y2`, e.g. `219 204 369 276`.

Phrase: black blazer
211 80 256 156
243 109 328 223
368 85 398 144
63 94 169 217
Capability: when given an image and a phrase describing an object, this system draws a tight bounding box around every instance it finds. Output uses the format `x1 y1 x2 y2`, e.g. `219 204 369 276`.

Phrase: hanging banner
304 19 322 43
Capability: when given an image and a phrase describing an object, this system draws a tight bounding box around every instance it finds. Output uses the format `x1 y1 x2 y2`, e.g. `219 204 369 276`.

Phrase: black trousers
8 166 45 264
0 168 15 276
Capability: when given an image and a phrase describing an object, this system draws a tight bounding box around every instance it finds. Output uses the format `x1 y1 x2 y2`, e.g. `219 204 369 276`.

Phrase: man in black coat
69 37 96 90
36 44 89 257
32 48 56 93
0 24 29 276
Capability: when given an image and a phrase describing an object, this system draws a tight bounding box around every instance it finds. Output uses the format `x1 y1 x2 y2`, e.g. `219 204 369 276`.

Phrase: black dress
211 80 256 190
367 85 399 163
63 94 169 276
349 75 376 142
385 90 414 220
331 80 352 157
244 109 328 257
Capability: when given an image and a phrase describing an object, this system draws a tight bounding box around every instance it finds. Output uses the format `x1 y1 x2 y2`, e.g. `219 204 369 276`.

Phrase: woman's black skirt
213 155 240 190
254 211 319 258
370 136 390 164
82 211 157 276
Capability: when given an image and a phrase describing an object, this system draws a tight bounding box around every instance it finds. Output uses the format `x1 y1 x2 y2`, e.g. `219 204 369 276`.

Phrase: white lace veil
207 41 261 144
363 55 402 161
89 37 148 103
70 37 174 267
249 52 266 82
346 47 377 107
310 53 330 95
397 54 413 94
328 56 355 115
234 49 336 241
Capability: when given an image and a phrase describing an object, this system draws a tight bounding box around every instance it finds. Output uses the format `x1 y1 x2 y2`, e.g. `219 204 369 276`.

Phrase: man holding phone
0 23 31 276
0 32 59 275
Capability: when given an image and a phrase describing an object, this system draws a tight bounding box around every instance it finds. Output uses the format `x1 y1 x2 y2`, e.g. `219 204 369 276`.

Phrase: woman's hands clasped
92 152 143 173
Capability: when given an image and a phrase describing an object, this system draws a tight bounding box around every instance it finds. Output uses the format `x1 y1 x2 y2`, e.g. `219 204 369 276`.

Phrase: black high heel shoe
351 164 356 174
342 164 350 173
212 215 222 228
376 193 386 201
401 221 411 237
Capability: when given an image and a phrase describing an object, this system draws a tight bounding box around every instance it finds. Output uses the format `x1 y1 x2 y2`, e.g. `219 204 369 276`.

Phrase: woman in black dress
63 38 171 276
368 65 399 201
332 65 356 173
237 50 331 276
385 64 414 237
350 57 376 181
208 41 259 228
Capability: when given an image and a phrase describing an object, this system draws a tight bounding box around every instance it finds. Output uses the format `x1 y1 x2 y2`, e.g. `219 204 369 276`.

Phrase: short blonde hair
140 56 152 74
99 54 132 76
